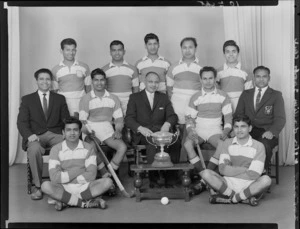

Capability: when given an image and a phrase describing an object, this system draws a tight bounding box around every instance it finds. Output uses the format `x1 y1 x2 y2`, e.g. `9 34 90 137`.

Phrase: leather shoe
31 188 43 200
191 181 206 196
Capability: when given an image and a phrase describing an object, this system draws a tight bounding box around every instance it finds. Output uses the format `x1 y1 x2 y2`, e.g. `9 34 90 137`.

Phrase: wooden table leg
182 171 191 202
134 172 142 202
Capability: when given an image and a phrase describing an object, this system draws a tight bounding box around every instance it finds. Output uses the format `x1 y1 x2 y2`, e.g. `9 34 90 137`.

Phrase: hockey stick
84 123 134 198
195 140 206 170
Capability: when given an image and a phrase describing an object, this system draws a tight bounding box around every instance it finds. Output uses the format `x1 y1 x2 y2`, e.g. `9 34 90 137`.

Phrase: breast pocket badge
76 70 84 78
159 107 164 110
264 105 273 115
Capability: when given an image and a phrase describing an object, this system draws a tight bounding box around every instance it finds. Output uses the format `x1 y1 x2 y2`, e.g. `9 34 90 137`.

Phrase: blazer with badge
235 87 286 138
17 90 70 150
125 89 178 143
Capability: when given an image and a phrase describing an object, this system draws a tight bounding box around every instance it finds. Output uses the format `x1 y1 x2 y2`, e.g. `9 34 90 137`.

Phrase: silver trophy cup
146 130 179 167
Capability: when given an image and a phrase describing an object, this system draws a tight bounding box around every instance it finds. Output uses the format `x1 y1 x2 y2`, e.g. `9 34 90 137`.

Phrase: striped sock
207 157 219 171
61 190 82 207
110 160 119 171
98 162 108 176
80 187 93 201
232 187 252 203
189 156 204 173
219 182 235 197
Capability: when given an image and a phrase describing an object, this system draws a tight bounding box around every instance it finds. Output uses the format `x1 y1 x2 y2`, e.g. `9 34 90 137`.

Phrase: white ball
161 197 169 205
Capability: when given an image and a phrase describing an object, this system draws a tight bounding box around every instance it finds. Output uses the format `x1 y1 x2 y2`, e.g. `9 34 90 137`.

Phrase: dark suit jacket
235 87 286 138
125 89 178 143
17 90 70 150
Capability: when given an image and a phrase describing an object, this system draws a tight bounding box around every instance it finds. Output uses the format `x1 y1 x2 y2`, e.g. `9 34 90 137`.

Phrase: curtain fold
8 7 21 166
223 1 295 165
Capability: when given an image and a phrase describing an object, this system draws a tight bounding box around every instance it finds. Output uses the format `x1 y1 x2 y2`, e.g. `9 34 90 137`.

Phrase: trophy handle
167 128 180 148
145 135 157 147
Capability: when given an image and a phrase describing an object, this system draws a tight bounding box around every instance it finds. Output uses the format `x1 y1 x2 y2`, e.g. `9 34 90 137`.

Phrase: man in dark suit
17 68 70 200
235 65 286 171
125 71 180 187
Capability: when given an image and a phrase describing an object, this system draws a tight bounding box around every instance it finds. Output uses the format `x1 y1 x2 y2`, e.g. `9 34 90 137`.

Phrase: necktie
43 93 48 120
255 88 262 111
149 93 154 109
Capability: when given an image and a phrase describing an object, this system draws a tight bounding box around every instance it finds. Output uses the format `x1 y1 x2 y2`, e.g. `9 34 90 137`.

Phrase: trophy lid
152 131 173 137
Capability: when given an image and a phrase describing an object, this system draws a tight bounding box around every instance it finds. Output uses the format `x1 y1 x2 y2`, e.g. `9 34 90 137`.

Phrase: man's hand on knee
262 131 274 140
112 131 122 139
220 128 231 141
28 134 39 142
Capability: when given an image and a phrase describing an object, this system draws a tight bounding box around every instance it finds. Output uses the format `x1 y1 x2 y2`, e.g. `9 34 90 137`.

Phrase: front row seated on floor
188 114 271 205
41 117 114 211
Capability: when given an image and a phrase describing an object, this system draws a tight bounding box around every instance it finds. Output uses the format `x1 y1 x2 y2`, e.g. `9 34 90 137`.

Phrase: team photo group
17 32 286 211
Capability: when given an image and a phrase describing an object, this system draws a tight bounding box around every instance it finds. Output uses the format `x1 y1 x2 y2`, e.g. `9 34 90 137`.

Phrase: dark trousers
250 126 278 170
27 131 63 188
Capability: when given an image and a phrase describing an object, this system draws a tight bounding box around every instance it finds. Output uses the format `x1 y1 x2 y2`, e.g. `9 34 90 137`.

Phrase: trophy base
151 153 174 168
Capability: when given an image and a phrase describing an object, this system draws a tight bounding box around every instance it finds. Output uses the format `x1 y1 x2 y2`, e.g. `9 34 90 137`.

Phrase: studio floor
7 163 296 228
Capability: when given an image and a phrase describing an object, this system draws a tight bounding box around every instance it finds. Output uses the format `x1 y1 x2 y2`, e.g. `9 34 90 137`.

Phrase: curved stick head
121 190 135 198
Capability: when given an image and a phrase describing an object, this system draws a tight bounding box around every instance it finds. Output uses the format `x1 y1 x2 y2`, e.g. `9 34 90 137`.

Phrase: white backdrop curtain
223 0 295 165
8 6 21 166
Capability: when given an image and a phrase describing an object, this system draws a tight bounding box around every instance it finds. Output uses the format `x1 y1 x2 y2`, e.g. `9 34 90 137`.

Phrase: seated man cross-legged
184 66 233 194
79 68 127 183
200 114 271 205
41 117 113 211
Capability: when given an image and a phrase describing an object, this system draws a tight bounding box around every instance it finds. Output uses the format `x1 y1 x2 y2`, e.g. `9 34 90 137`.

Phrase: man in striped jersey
199 114 271 204
52 38 91 117
102 40 139 115
216 40 253 112
135 33 171 94
166 37 202 162
79 68 127 178
41 117 113 211
184 66 232 194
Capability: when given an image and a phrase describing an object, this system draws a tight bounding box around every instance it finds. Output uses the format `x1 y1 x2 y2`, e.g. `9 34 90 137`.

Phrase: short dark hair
253 65 271 75
180 37 197 48
223 40 240 53
199 66 217 78
60 38 77 50
63 116 82 130
110 40 124 49
144 33 159 44
34 68 53 80
145 71 159 78
91 68 106 80
232 114 252 127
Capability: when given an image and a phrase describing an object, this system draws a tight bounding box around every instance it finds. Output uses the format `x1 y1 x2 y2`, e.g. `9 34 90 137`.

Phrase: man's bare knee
260 175 272 187
41 181 52 194
200 169 212 180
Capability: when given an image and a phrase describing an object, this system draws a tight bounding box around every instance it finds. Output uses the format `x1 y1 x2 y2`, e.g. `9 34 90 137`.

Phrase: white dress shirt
38 90 50 108
145 90 155 109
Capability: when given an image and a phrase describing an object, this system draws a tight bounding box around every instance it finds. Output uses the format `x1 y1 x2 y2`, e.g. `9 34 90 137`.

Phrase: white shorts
87 121 114 142
63 183 89 199
119 97 129 116
171 91 196 124
111 92 130 116
223 176 254 193
65 97 81 116
195 118 222 141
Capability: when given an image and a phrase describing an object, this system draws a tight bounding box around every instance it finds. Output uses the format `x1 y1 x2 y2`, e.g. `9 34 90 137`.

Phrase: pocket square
159 107 164 110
